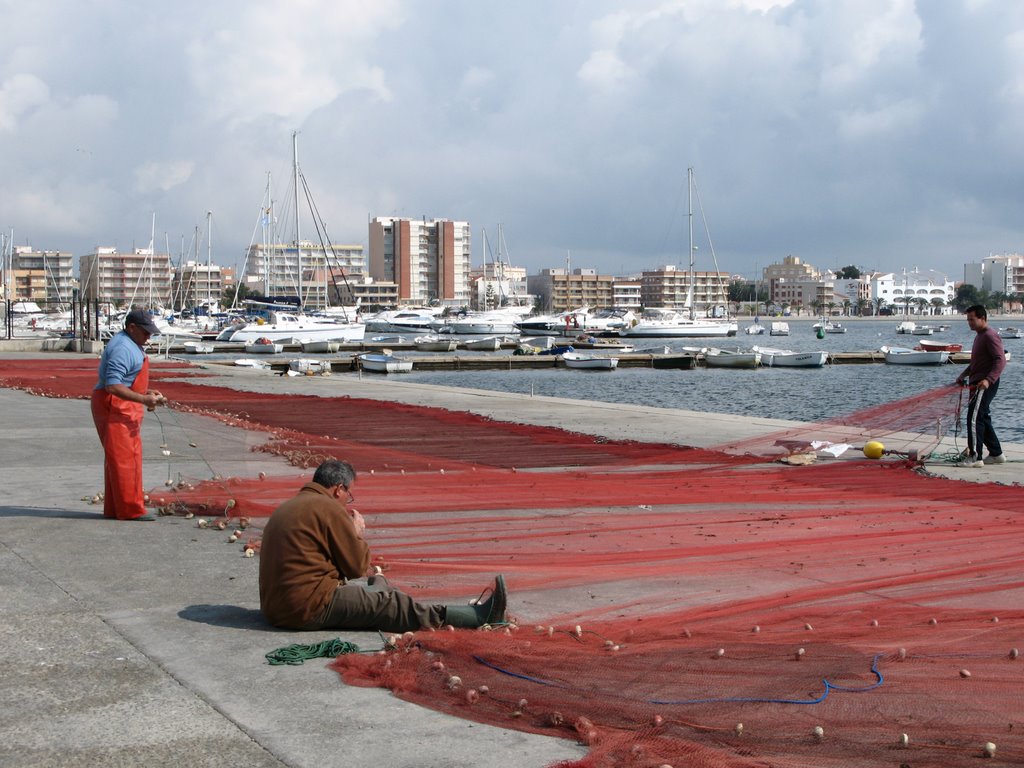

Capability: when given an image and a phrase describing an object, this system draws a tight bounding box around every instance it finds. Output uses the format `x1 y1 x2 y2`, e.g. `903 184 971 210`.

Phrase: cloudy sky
3 0 1023 281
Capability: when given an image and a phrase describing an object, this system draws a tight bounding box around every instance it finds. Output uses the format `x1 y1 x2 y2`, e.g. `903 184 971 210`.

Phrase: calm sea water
390 318 1023 445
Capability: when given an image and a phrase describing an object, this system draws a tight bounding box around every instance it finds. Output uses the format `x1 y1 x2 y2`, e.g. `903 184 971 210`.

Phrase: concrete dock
1 351 1018 768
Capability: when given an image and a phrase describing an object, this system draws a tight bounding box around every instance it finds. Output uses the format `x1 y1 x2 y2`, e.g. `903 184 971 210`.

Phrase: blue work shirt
95 331 146 390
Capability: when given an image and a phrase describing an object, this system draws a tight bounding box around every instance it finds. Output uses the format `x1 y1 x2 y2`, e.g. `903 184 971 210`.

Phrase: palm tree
826 301 837 317
900 294 915 317
809 299 822 317
930 297 946 316
856 298 870 316
842 299 852 317
989 291 1008 312
873 297 887 316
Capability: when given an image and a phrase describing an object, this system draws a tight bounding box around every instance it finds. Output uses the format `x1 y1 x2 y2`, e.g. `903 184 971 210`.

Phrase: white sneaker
983 454 1007 465
956 456 984 468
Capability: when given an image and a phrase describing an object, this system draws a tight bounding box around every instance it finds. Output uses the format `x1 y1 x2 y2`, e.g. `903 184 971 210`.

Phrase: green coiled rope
265 637 360 665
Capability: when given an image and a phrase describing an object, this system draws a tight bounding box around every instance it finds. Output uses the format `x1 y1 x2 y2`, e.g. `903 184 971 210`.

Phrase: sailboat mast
687 167 695 320
206 210 213 305
149 212 156 309
292 131 302 308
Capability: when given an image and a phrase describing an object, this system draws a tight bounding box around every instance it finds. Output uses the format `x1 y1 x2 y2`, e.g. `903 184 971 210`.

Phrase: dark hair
312 460 356 489
966 304 987 320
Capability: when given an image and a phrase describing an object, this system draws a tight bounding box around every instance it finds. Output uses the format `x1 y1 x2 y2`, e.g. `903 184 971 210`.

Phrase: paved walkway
1 353 1018 767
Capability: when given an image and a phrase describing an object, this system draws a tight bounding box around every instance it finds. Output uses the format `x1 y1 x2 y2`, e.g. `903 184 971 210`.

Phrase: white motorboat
182 341 215 354
414 335 458 352
745 321 766 335
442 310 523 335
244 339 284 354
357 352 413 374
895 321 917 334
879 345 951 365
218 309 364 343
769 321 790 336
298 338 341 353
998 327 1023 339
753 346 828 368
911 325 935 336
621 309 735 338
703 348 761 369
560 351 619 370
233 358 269 368
363 309 440 334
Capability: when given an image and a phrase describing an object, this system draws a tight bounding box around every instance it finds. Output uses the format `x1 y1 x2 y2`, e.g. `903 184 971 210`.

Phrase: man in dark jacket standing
955 305 1006 468
259 460 506 632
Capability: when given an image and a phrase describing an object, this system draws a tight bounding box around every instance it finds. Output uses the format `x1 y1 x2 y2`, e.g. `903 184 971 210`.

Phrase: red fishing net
2 358 1022 767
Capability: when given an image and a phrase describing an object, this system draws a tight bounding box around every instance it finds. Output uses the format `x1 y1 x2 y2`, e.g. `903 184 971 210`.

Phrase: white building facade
871 269 955 315
964 253 1024 296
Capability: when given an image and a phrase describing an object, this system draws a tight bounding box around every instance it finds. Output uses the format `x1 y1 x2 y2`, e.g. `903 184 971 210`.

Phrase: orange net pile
2 358 1022 767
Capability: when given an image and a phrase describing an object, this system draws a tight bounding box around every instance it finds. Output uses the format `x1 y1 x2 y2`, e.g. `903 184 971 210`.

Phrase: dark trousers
302 576 444 633
966 380 1001 458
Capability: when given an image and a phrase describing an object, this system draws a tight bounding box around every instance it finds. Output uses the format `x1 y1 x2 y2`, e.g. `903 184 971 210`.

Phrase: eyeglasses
342 485 355 505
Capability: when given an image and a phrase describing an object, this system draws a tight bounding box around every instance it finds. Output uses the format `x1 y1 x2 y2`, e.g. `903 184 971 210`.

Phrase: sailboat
221 134 365 344
622 168 735 339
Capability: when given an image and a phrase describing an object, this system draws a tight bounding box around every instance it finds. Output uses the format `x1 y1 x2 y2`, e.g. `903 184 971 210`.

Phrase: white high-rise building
243 242 364 308
965 254 1024 296
79 247 173 308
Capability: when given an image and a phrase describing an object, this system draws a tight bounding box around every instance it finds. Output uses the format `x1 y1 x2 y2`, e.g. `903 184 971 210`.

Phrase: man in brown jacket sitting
259 459 506 632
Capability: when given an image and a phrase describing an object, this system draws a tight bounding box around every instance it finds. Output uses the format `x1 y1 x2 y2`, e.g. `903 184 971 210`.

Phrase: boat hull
754 347 827 367
561 352 619 370
880 346 950 365
358 353 413 374
704 349 762 368
621 320 734 338
226 320 365 343
299 339 341 353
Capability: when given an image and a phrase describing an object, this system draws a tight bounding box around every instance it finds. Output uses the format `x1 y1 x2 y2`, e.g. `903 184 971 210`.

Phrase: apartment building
79 247 173 307
468 262 529 310
3 246 75 305
527 268 616 313
368 217 471 306
243 242 365 308
612 279 642 311
172 261 235 311
638 264 729 312
874 269 955 313
965 253 1024 296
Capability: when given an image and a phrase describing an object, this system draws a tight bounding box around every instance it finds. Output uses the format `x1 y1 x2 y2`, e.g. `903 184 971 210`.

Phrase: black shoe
127 514 157 521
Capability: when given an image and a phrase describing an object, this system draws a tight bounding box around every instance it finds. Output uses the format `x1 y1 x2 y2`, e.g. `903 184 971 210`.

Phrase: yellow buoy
863 441 885 459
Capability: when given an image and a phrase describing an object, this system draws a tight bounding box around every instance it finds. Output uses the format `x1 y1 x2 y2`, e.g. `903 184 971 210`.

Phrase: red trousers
91 388 147 520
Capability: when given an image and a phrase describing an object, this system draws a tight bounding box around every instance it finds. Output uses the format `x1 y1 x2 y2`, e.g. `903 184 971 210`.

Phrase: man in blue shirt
91 308 167 520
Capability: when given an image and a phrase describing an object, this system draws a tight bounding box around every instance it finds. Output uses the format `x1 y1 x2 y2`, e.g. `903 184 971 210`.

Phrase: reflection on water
394 319 1023 444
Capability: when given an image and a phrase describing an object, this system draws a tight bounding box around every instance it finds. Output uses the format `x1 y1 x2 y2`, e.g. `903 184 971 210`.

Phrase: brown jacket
259 482 370 628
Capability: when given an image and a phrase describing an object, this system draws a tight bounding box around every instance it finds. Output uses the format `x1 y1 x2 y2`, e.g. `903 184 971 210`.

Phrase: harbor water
184 317 1022 445
391 318 1023 445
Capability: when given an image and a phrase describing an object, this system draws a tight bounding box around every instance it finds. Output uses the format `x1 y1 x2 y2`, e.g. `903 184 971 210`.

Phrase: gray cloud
2 0 1023 281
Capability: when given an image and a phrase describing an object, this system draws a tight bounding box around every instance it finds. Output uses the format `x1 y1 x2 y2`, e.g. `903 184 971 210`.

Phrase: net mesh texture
2 358 1021 767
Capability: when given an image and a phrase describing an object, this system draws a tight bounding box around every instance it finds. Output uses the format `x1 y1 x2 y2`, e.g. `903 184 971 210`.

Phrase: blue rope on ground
472 653 884 707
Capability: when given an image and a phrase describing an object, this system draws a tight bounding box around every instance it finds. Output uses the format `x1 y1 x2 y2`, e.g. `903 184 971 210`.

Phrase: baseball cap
125 308 161 335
